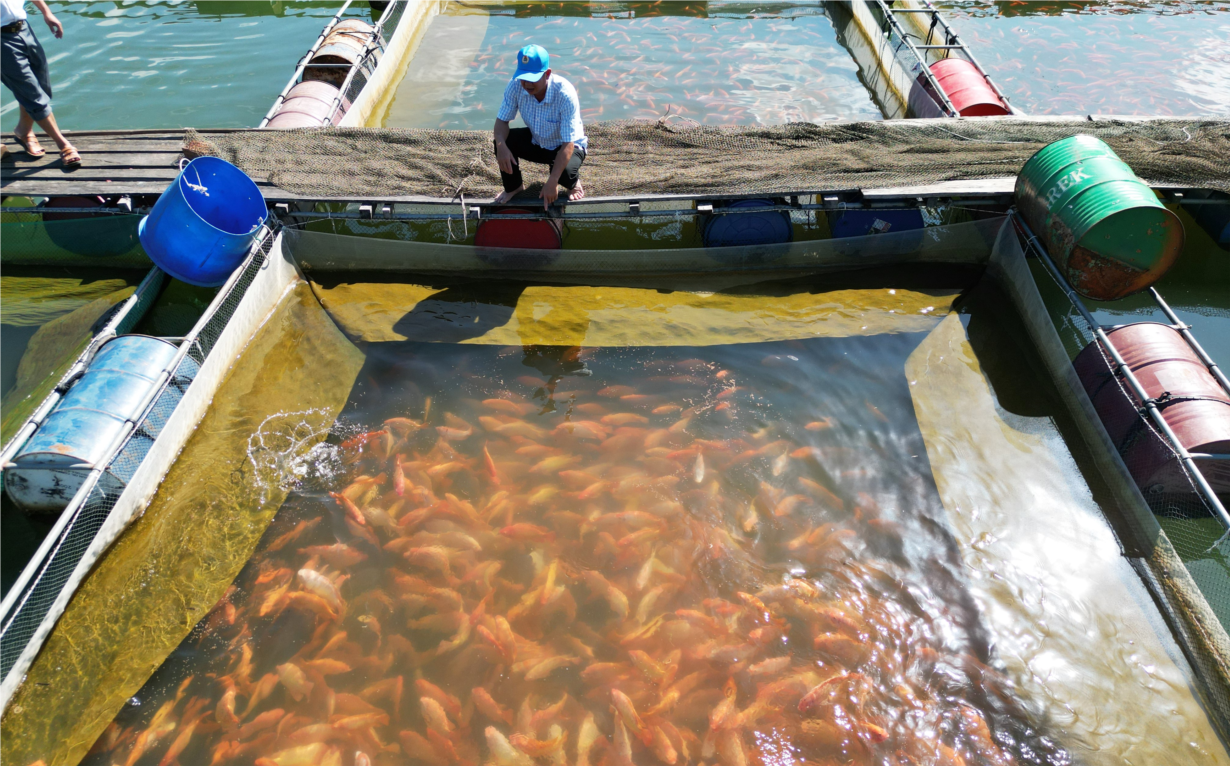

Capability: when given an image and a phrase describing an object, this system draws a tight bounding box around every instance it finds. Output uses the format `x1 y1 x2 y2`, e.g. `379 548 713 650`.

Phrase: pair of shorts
1 22 53 122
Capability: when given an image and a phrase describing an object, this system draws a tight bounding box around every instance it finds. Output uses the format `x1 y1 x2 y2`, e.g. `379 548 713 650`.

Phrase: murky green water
0 1 377 134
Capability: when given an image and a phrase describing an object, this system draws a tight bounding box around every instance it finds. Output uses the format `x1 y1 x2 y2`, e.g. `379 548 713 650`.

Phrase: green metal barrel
1015 134 1184 301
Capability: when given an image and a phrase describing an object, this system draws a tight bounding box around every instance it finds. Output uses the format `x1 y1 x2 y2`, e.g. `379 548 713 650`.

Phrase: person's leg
34 113 75 155
2 24 67 156
14 106 35 146
559 147 586 201
493 127 532 203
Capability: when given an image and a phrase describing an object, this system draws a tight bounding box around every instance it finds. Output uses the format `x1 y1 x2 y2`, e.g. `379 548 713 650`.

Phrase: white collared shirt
497 74 587 152
1 0 28 26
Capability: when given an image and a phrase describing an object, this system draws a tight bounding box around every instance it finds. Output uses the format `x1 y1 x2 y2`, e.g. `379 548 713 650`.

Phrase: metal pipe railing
323 1 400 125
894 0 1021 115
257 0 354 128
873 0 958 117
1148 286 1230 397
1013 210 1230 530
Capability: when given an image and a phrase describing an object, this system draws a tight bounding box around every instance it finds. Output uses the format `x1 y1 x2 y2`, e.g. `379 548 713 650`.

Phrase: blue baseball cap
513 44 549 82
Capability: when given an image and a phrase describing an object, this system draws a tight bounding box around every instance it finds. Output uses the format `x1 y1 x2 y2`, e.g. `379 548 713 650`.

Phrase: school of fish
424 7 880 130
79 344 1053 766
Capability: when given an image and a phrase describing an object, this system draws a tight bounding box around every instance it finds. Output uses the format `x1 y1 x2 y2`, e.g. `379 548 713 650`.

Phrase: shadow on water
390 283 527 344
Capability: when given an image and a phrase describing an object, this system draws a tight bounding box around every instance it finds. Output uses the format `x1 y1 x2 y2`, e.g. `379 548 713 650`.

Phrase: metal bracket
359 204 373 220
696 203 714 214
629 202 641 215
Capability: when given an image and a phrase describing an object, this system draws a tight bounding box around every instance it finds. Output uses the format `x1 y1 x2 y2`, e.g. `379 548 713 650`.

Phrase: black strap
1147 391 1230 409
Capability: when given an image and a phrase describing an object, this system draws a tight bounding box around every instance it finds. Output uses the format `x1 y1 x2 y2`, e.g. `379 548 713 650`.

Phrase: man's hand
45 12 64 38
32 1 64 37
495 141 517 175
540 182 559 210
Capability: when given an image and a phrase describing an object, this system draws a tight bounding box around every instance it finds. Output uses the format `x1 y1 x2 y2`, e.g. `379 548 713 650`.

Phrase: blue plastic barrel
828 209 925 238
703 199 793 248
3 336 198 514
139 156 267 287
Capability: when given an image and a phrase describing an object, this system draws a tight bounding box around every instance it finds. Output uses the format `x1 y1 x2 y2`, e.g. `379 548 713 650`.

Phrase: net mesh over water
0 234 274 686
185 117 1230 200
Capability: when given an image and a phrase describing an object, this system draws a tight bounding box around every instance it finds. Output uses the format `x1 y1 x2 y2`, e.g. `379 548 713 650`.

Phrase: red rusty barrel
265 80 349 128
1073 322 1230 495
474 208 564 269
304 19 381 87
928 58 1010 117
475 209 563 250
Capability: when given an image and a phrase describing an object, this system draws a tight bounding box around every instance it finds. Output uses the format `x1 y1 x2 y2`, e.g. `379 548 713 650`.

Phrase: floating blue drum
702 199 793 248
139 156 268 287
4 336 198 514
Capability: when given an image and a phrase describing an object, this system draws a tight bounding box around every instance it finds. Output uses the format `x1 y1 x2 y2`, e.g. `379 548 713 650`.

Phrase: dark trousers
495 127 585 193
1 22 53 121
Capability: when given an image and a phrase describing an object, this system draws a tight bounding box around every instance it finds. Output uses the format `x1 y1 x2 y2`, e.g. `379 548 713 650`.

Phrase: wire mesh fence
0 231 276 684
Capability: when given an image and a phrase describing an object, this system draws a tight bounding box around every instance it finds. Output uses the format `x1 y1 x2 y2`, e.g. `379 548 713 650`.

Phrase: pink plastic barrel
929 58 1010 117
475 209 563 250
265 80 350 129
1074 322 1230 494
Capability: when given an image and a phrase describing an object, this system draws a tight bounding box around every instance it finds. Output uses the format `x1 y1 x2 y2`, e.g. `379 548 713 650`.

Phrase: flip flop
12 133 46 158
60 146 81 168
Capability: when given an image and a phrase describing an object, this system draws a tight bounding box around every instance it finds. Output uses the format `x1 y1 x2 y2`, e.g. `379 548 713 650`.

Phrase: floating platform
2 116 1225 207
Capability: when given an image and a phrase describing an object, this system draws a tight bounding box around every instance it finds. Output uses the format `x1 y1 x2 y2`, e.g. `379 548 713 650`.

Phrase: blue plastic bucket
139 156 267 287
702 199 793 248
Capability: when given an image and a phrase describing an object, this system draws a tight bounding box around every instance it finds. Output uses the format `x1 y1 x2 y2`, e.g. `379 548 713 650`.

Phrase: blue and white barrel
3 336 197 514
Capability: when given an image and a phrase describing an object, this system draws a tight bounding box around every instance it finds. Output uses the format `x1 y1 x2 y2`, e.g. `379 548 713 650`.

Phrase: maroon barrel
474 209 564 269
475 209 563 250
41 195 106 222
265 81 350 129
1073 322 1230 494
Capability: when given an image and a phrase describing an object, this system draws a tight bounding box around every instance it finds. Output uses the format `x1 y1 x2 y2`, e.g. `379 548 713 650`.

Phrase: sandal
60 145 81 168
12 132 46 158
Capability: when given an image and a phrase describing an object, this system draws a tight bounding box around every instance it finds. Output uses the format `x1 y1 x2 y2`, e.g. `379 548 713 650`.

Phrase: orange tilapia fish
94 344 1056 766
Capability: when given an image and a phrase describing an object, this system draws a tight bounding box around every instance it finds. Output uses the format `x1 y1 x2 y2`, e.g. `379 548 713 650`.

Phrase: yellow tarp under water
1 284 364 766
311 280 955 346
908 312 1229 764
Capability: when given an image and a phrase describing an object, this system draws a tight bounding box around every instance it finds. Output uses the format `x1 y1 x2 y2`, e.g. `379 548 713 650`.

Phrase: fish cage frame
1011 211 1230 527
0 226 284 711
258 0 423 130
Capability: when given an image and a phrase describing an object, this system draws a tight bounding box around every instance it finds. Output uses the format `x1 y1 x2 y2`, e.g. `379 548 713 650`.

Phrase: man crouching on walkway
492 44 587 208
